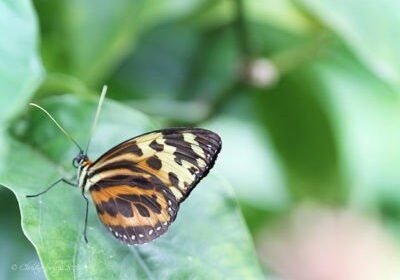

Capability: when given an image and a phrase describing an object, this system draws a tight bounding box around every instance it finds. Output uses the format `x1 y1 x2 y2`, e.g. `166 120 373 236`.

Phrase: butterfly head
72 152 91 168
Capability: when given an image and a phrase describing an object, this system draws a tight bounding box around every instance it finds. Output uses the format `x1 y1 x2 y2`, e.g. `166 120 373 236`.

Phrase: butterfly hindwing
85 128 221 244
89 174 179 244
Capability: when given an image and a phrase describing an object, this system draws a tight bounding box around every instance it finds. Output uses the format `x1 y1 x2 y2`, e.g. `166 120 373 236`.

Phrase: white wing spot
156 227 161 231
149 230 153 235
131 235 135 240
123 235 127 239
163 222 168 226
168 200 172 206
197 158 206 167
139 234 144 238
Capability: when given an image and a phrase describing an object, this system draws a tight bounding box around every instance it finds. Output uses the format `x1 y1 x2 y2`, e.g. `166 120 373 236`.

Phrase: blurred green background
2 0 400 279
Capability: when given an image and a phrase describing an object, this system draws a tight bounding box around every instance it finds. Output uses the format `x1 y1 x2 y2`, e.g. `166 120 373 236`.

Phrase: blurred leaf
182 0 315 35
108 22 239 104
253 67 343 203
35 0 212 86
186 28 239 101
0 0 43 124
1 95 263 279
308 46 400 207
182 0 234 29
298 0 400 88
0 2 43 277
0 187 44 280
247 0 315 35
207 116 288 210
108 24 200 100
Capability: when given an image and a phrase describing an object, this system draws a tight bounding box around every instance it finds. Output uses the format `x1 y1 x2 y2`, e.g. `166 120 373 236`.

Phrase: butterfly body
75 128 221 245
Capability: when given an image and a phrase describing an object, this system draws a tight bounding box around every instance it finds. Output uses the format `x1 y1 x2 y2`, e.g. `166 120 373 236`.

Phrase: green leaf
207 116 288 210
0 0 43 124
108 24 201 101
0 95 263 279
109 23 239 102
253 68 343 203
35 0 209 86
0 188 45 280
0 2 44 276
246 0 314 35
309 47 400 207
297 0 400 88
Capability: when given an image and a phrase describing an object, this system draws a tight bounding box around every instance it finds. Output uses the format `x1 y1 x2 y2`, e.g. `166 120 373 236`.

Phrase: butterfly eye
72 157 80 168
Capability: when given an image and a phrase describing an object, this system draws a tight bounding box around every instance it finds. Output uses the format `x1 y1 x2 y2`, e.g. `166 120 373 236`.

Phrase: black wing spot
149 140 164 151
95 204 104 215
136 204 150 217
101 200 118 216
127 143 143 156
188 166 197 175
115 197 134 217
168 172 179 187
141 195 162 214
146 156 162 170
113 142 143 157
118 194 161 213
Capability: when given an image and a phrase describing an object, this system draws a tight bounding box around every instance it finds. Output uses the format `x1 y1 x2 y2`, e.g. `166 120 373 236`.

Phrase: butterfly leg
26 177 77 198
81 188 89 243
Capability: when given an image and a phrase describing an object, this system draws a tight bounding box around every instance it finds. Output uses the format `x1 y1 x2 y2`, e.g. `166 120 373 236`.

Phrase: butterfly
26 86 222 245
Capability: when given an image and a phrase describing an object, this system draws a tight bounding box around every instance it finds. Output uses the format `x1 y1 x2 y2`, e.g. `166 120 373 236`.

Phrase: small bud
244 58 279 88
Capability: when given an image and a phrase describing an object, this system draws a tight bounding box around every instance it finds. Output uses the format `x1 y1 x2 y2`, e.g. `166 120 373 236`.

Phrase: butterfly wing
89 173 179 244
86 128 221 244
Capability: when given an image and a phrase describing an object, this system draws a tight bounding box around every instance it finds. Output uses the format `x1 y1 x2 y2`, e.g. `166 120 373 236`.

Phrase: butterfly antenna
29 103 84 152
85 85 108 155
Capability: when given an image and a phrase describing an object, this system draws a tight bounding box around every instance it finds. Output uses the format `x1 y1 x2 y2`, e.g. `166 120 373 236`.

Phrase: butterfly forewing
84 128 221 244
